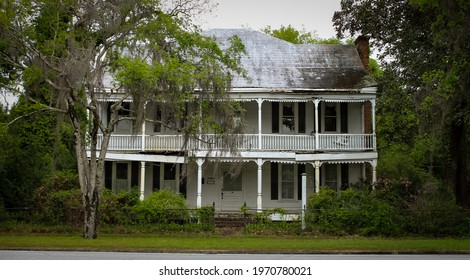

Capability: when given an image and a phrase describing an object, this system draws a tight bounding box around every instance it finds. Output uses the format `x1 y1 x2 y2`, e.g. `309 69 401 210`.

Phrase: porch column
371 159 377 190
314 99 320 150
256 158 263 212
196 158 204 208
314 160 321 193
141 102 146 151
257 98 263 149
371 99 377 151
139 161 146 201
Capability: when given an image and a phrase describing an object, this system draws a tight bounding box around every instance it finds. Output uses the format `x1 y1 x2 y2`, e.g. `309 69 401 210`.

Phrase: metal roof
204 29 369 90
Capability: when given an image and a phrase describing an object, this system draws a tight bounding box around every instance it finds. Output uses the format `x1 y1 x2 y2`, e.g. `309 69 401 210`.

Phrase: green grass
1 233 470 253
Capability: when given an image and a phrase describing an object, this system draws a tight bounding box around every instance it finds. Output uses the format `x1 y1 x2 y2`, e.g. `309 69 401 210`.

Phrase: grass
1 233 470 253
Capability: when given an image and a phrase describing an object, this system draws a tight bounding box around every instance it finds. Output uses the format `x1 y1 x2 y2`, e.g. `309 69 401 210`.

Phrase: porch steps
214 212 252 234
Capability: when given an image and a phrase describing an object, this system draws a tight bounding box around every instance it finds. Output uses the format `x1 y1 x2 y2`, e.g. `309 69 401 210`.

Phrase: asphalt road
1 250 470 260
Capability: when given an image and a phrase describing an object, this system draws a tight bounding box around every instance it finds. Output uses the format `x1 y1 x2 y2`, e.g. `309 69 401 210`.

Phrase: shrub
306 187 400 236
99 187 140 226
132 190 190 224
404 186 470 236
33 187 83 226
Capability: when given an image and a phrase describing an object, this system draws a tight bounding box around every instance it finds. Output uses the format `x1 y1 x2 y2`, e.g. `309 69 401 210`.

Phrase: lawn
1 233 470 253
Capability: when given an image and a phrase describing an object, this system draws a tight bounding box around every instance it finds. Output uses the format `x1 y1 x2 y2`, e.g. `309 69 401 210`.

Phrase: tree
333 0 470 207
261 24 342 44
0 0 246 238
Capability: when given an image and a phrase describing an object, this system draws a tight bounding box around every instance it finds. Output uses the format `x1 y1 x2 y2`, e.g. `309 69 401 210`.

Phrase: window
118 102 131 117
154 105 162 132
282 103 295 132
116 163 128 180
164 164 176 181
223 171 243 192
115 163 128 193
324 103 337 132
281 164 295 199
324 164 337 190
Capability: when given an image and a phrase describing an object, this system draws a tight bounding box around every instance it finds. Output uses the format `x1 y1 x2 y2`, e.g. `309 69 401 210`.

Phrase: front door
220 171 244 211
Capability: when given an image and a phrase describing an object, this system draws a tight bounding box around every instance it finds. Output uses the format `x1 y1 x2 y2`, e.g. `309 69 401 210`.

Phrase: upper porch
97 132 375 153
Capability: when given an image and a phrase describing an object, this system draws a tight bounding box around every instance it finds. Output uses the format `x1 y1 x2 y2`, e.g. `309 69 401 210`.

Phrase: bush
404 186 470 236
33 187 83 226
306 187 400 236
99 187 139 226
132 190 190 224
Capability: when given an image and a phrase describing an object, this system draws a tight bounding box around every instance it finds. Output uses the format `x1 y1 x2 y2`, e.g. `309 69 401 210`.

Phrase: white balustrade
92 133 375 152
318 134 374 150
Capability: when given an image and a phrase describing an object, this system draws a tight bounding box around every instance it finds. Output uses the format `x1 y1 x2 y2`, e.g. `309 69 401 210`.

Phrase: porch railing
94 133 375 152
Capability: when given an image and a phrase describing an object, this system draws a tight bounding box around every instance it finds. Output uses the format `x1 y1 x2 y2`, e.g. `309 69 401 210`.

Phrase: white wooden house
88 29 378 212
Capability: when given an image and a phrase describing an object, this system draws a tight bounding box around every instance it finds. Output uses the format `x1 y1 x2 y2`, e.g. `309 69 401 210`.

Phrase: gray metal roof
204 29 369 90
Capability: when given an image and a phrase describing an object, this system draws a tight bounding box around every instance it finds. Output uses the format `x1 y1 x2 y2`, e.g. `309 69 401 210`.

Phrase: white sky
198 0 342 39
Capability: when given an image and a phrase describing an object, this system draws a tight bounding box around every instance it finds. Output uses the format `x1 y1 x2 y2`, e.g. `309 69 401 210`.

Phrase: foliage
33 187 82 226
307 188 402 236
99 188 140 226
404 186 470 236
333 0 470 207
0 0 247 238
261 25 341 44
0 100 76 209
131 190 190 224
195 205 215 229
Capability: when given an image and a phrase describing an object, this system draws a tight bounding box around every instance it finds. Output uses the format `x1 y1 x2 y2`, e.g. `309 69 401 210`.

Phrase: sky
198 0 342 39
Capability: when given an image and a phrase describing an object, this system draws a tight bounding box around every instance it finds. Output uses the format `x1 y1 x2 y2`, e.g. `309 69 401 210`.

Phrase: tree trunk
68 97 102 239
83 188 99 239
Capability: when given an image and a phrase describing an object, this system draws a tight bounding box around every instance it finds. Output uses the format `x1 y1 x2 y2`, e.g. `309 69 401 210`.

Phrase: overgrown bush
99 187 140 226
404 186 470 236
33 187 83 226
196 205 215 227
306 187 400 236
132 190 190 224
0 197 11 222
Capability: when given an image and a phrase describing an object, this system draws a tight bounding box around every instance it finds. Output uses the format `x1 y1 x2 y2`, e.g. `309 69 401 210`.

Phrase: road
1 250 470 260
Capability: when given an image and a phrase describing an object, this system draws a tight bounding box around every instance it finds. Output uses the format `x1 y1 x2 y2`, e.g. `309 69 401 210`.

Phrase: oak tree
0 0 246 238
334 0 470 207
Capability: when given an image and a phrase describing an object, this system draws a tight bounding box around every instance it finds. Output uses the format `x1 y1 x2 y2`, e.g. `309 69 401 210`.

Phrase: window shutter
272 102 279 133
271 162 278 200
341 103 348 133
298 102 306 133
153 164 160 191
131 161 139 187
341 164 349 189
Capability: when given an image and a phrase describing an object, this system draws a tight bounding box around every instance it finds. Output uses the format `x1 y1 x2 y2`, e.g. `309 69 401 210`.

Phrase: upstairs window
282 103 295 132
118 102 131 117
324 103 337 132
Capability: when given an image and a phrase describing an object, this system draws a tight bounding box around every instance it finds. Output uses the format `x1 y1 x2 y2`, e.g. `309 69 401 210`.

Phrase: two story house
89 29 377 212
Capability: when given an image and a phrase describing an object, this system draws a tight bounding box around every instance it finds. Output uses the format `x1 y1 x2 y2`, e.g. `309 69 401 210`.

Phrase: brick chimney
354 35 370 72
355 36 373 135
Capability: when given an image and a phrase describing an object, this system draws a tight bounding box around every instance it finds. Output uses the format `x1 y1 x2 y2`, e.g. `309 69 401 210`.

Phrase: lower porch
104 159 377 212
